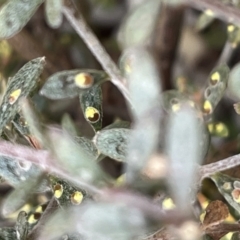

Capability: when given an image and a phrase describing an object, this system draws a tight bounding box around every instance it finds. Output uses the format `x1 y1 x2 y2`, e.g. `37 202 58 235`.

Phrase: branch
0 140 101 195
199 153 240 181
62 0 131 103
186 0 240 25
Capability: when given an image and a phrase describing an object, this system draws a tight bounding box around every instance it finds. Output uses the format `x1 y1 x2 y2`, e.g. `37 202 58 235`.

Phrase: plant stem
0 140 101 194
186 0 240 25
62 0 131 103
199 153 240 181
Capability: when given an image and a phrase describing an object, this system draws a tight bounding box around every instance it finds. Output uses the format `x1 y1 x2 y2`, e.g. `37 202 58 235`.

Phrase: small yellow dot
215 123 228 137
85 106 100 123
232 189 240 203
210 72 220 85
207 123 214 133
222 182 232 190
74 73 93 89
9 89 21 104
203 100 212 114
227 24 235 32
71 191 83 205
172 103 181 112
53 184 63 199
205 9 214 16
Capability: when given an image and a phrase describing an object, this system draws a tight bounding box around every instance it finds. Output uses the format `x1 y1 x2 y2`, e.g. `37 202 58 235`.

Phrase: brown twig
62 0 131 103
186 0 240 25
199 153 240 181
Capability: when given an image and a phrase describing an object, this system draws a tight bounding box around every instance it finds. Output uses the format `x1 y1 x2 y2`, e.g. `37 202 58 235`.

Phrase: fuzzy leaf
40 69 109 100
228 62 240 101
93 128 130 162
44 0 63 29
74 136 98 159
61 113 79 136
195 10 215 31
211 173 240 214
2 172 43 216
165 106 203 212
48 129 107 183
50 176 87 207
15 211 28 240
40 202 146 240
0 57 45 133
79 85 102 132
117 0 161 49
120 47 161 119
0 0 44 39
203 64 229 115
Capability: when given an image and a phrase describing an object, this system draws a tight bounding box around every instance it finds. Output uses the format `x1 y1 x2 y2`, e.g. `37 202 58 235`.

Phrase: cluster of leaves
2 0 240 240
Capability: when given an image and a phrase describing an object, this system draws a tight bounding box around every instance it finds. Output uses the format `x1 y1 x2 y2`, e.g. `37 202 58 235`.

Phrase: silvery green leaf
195 11 215 31
126 112 161 182
0 0 44 39
165 106 203 212
40 69 109 100
44 0 63 29
61 113 79 137
117 0 161 49
211 173 240 213
0 156 41 188
15 211 28 240
93 128 130 162
50 176 87 207
74 136 98 159
2 171 43 216
227 24 240 47
40 202 146 240
0 57 45 133
162 90 193 112
48 129 107 183
103 120 131 130
0 227 17 240
21 99 46 148
203 64 229 115
12 113 30 137
79 85 102 132
120 47 161 119
228 62 240 100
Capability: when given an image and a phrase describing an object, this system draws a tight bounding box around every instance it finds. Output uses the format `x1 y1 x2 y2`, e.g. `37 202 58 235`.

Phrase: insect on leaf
79 85 102 132
44 0 63 29
40 69 109 100
0 57 45 133
93 128 130 162
0 0 44 39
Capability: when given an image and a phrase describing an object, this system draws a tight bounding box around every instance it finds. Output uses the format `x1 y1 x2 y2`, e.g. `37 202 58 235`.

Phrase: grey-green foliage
0 156 41 188
228 62 240 100
40 202 146 240
40 69 109 100
120 47 161 119
117 0 161 49
44 0 63 29
211 173 240 213
121 47 162 181
50 176 87 207
0 227 17 240
93 128 129 162
15 211 28 240
47 129 108 184
2 171 43 216
79 85 103 132
61 113 79 137
0 0 44 39
195 11 215 31
165 106 203 212
203 64 229 114
0 57 45 133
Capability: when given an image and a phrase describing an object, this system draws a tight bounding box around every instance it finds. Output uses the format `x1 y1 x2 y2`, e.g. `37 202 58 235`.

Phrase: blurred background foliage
2 0 240 240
